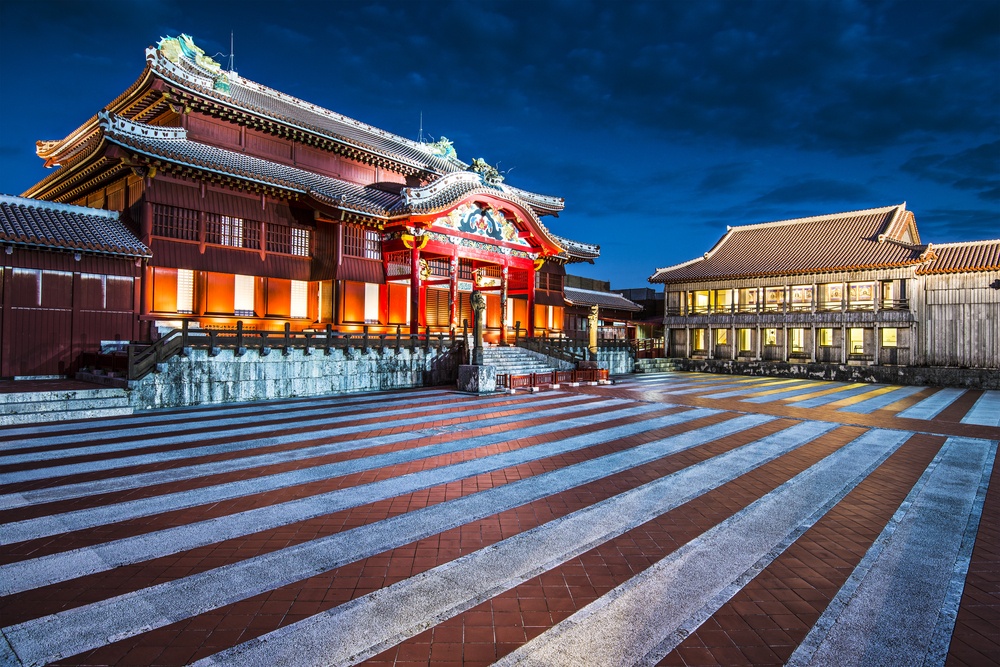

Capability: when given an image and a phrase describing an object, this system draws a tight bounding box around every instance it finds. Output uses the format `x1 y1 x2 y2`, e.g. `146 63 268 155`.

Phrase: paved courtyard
0 372 997 666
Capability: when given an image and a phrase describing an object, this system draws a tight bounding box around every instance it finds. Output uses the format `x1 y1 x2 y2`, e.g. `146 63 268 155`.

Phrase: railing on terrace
496 368 610 390
513 330 634 363
632 338 665 359
122 321 464 381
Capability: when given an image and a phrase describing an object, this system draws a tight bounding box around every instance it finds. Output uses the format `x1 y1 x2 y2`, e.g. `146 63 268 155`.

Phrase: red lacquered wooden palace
14 34 598 375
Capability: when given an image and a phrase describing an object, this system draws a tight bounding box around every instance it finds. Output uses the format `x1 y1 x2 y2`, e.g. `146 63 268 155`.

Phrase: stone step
0 386 128 405
0 385 134 426
0 405 135 426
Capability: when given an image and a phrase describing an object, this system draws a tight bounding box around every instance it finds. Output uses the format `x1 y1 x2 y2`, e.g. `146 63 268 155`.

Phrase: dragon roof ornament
157 34 233 94
427 136 457 160
469 158 504 187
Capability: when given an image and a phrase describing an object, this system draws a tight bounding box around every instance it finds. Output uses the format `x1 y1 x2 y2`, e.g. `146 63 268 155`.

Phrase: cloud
752 178 875 206
902 142 1000 202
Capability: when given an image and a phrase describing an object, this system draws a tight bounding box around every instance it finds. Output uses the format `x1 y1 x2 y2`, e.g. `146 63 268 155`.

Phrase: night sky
1 0 997 289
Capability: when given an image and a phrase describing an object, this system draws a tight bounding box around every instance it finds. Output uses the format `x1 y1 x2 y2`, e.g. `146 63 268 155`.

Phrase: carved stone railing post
470 290 486 365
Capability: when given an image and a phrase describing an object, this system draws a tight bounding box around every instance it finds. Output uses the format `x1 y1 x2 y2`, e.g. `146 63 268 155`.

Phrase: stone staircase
635 358 682 373
0 386 134 426
481 346 561 377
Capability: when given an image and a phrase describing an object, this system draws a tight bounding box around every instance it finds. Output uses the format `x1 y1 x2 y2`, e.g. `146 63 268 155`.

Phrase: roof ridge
565 285 625 296
0 193 119 219
147 39 467 174
728 203 905 232
929 238 1000 248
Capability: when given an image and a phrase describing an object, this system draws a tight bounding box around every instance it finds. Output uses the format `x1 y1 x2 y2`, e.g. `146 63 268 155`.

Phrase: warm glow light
291 280 308 318
177 269 194 313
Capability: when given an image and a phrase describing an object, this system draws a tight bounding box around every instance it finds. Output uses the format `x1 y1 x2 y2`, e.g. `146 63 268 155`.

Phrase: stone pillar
470 290 486 365
587 304 599 361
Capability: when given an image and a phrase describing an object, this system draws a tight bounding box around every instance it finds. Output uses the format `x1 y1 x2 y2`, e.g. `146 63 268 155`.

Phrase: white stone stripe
961 390 1000 426
738 384 840 403
659 381 752 395
703 380 814 399
0 391 552 462
786 437 997 667
837 385 924 414
0 396 595 509
190 419 840 667
0 403 686 593
0 389 458 447
0 394 591 485
788 384 883 407
493 429 912 667
0 410 766 666
0 399 647 545
896 388 966 421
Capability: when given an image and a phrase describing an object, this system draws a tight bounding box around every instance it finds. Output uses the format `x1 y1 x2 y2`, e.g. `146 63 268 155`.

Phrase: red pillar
500 263 509 345
526 264 536 337
409 246 421 335
448 250 459 332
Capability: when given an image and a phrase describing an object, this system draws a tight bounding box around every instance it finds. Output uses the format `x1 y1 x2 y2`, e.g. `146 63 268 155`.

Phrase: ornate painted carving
434 203 525 246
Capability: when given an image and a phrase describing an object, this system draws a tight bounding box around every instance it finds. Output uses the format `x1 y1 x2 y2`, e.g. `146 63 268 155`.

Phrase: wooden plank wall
918 272 1000 368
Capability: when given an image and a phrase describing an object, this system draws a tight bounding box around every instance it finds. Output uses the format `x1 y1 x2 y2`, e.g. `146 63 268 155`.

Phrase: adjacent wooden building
649 204 1000 369
0 195 150 377
20 33 599 361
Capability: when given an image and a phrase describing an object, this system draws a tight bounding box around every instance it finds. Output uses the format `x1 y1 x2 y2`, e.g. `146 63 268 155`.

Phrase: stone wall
668 357 1000 390
128 345 463 409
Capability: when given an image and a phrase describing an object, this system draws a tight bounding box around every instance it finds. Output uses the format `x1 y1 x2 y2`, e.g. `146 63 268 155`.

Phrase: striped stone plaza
0 372 997 666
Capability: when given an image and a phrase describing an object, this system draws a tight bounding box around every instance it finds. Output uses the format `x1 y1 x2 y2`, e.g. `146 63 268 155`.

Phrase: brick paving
0 373 997 666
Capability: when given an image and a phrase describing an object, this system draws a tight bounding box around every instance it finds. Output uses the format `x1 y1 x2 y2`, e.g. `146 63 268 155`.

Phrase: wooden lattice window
205 214 260 249
344 224 381 260
152 204 198 241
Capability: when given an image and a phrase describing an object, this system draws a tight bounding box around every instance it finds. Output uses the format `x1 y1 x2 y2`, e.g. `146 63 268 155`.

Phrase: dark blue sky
1 0 997 288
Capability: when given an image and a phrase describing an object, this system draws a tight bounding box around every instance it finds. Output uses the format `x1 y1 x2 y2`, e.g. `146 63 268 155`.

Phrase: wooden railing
632 338 665 359
124 321 464 381
496 368 610 389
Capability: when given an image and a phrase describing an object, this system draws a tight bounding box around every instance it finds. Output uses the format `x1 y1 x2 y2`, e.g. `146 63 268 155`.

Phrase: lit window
818 328 834 346
692 328 707 351
234 274 255 316
291 280 308 319
364 283 380 323
177 269 194 314
882 328 898 347
850 328 865 354
715 329 728 345
220 216 243 248
738 328 752 351
790 328 805 352
291 228 310 257
764 328 777 346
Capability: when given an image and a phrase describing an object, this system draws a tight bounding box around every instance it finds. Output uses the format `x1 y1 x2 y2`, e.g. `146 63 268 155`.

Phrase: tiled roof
101 114 400 216
147 44 465 177
916 240 1000 274
0 194 150 258
650 204 926 283
101 115 600 262
564 286 642 311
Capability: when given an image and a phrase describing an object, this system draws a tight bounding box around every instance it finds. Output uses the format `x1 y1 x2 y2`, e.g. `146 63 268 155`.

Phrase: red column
449 251 459 332
500 264 509 345
409 246 421 335
526 264 536 337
